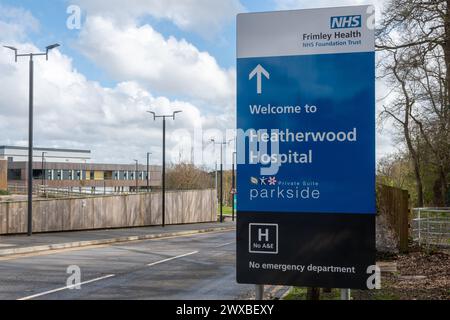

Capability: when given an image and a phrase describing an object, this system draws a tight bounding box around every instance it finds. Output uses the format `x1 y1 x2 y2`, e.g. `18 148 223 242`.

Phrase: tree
378 48 426 206
166 163 214 190
377 152 412 189
377 0 450 206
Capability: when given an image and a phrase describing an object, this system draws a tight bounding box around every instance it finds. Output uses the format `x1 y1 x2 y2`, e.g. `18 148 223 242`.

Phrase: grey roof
0 146 91 154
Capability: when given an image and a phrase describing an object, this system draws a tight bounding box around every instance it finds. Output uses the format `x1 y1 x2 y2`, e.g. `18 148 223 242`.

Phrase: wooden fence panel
0 189 217 234
377 184 410 252
150 192 162 225
7 202 26 234
0 202 7 234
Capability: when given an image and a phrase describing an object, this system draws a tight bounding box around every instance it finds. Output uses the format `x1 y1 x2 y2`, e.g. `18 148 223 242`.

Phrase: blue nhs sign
331 15 361 29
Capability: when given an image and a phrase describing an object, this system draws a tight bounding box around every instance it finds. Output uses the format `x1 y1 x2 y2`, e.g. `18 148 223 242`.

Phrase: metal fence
412 208 450 248
7 184 148 198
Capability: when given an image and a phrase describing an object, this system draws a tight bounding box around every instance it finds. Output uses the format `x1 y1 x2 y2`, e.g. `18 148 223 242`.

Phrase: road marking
17 274 115 301
215 241 234 248
147 251 198 267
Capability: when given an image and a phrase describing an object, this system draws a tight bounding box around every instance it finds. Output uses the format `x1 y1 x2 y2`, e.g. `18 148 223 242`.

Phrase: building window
7 169 21 180
7 157 13 162
104 171 112 180
90 171 95 180
62 170 71 180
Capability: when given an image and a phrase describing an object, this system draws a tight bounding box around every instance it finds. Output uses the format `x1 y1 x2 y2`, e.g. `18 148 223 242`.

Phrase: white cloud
0 4 234 168
0 31 222 166
74 0 243 38
0 4 39 42
76 16 235 111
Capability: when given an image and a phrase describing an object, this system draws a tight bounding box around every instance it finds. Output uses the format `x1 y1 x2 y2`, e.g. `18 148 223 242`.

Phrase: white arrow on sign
249 64 270 94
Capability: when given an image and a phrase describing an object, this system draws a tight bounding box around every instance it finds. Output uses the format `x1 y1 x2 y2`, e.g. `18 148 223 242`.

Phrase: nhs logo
330 15 362 29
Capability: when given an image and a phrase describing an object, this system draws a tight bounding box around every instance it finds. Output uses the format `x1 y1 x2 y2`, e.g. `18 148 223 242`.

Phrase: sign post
236 6 376 291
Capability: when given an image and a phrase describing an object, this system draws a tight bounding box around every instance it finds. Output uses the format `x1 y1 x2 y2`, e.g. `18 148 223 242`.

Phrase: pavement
0 225 288 300
0 222 236 257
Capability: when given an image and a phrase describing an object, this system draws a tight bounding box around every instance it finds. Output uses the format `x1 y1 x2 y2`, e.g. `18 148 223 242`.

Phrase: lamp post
147 152 152 192
4 43 60 236
133 160 139 193
210 138 233 223
147 110 182 227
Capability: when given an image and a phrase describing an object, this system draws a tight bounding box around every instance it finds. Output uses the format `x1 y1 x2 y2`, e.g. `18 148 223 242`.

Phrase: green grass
0 190 10 196
218 206 233 216
283 287 307 300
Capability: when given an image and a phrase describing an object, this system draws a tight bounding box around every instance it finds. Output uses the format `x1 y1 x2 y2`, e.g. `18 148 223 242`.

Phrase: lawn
218 206 234 216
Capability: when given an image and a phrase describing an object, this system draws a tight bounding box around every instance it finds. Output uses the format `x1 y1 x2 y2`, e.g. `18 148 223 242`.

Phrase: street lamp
133 159 139 193
4 43 60 236
147 110 182 227
210 138 234 223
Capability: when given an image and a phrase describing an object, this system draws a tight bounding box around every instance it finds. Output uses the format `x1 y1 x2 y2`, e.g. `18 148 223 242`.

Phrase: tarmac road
0 229 255 300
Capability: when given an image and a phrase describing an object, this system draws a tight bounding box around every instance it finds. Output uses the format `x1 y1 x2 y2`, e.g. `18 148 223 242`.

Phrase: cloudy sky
0 0 393 167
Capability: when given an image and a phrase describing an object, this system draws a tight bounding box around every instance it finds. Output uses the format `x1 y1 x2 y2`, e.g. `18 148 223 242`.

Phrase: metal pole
255 285 264 300
215 162 218 199
340 289 351 300
27 55 34 237
4 44 59 236
41 152 45 188
220 143 223 223
162 117 166 228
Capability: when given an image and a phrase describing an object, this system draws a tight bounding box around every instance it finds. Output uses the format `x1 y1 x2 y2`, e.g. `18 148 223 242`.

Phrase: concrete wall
0 189 217 235
0 160 7 190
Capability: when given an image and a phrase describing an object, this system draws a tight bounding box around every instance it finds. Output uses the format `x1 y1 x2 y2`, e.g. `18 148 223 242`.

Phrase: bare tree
166 163 214 190
377 0 450 206
377 152 412 189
